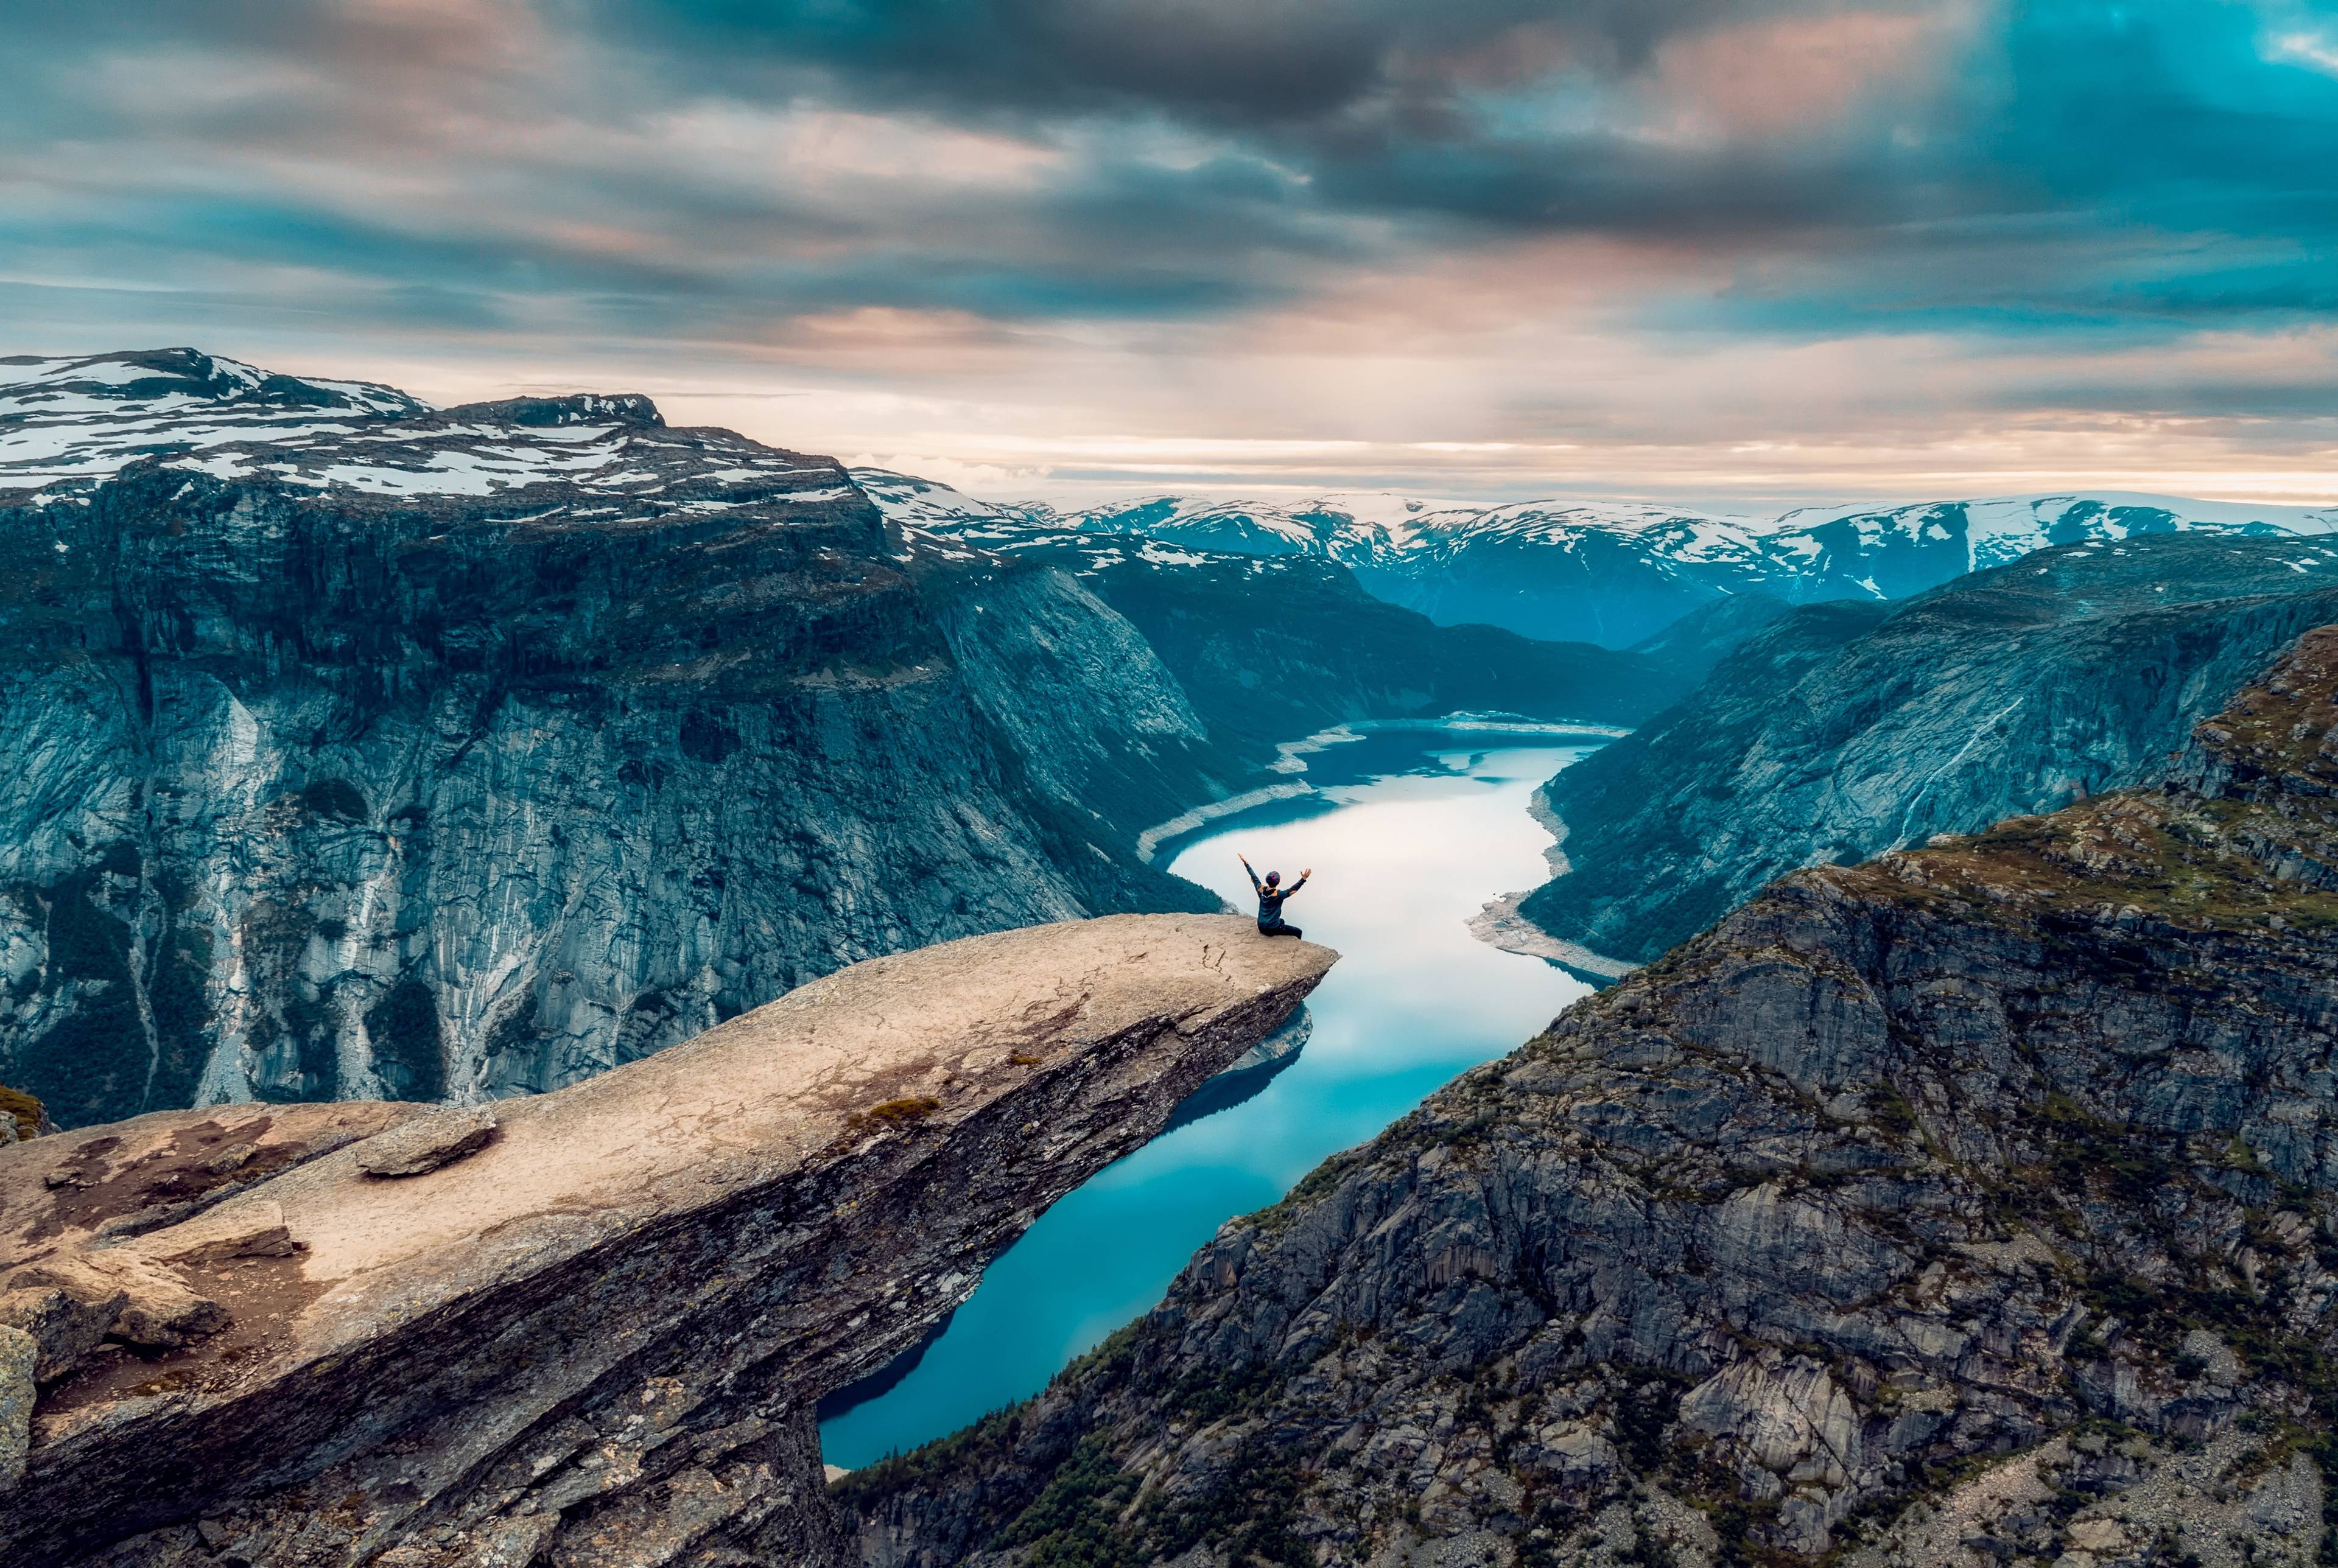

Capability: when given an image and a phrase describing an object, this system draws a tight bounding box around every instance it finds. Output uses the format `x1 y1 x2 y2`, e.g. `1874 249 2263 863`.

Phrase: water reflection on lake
818 729 1603 1468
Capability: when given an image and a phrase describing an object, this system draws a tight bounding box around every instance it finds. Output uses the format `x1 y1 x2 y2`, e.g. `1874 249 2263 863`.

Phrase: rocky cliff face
0 914 1335 1568
1519 533 2338 965
840 627 2338 1567
0 355 1256 1129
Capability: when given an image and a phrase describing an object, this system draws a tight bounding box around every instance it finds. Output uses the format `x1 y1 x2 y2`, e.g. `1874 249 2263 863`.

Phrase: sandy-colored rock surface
0 913 1333 1568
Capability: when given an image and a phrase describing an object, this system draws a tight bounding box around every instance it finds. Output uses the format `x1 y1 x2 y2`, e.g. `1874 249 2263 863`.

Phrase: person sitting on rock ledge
1240 854 1310 939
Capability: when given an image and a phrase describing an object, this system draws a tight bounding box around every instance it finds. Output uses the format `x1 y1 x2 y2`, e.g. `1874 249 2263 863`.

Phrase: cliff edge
1 352 1235 1127
0 913 1335 1567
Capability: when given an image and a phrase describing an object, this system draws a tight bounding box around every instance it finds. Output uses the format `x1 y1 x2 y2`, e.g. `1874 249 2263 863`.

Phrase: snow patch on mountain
851 467 1038 528
5 352 864 531
853 469 2338 646
1 348 429 493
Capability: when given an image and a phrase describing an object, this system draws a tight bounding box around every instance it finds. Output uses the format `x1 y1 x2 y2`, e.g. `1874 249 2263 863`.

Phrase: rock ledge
0 914 1333 1568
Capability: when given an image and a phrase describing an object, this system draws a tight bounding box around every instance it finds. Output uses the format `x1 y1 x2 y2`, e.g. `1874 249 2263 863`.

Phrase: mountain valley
15 5 2338 1564
9 349 2338 1568
854 472 1691 749
840 621 2338 1568
0 351 1660 1130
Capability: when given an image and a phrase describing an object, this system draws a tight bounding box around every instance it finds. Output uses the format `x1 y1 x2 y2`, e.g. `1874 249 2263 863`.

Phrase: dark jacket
1245 866 1307 925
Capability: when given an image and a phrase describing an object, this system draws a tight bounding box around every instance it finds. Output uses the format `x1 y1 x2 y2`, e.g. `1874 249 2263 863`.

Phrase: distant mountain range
851 468 2338 647
14 357 2327 656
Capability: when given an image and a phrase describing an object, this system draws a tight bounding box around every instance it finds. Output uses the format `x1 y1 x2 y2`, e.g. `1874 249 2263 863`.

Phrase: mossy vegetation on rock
0 1082 48 1140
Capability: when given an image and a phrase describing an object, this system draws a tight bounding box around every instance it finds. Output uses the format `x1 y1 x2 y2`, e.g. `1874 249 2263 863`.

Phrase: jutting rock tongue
0 914 1334 1568
840 626 2338 1566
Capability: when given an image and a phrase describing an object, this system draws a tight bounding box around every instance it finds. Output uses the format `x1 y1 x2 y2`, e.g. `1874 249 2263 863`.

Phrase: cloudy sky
7 0 2338 505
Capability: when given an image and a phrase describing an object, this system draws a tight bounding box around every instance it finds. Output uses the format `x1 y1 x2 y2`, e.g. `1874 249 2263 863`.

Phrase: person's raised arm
1289 867 1311 894
1238 853 1262 891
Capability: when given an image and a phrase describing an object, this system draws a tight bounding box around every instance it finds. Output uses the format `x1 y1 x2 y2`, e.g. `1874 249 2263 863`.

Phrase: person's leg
1261 922 1302 938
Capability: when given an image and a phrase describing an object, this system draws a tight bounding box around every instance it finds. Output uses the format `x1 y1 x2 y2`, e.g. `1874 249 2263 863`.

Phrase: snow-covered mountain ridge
850 468 2338 646
1 349 429 499
17 355 2328 651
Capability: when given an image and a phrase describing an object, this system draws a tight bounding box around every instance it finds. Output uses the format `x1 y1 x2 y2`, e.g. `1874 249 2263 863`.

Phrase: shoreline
1137 713 1631 864
1469 780 1638 981
1136 715 1641 978
1466 891 1637 981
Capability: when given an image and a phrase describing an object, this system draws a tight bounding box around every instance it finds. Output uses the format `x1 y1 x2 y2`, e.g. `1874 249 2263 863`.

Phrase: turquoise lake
818 727 1606 1468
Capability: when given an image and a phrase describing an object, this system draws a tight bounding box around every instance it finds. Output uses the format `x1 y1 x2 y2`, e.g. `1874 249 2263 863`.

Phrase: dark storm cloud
599 0 1809 123
588 0 2338 259
592 0 1968 236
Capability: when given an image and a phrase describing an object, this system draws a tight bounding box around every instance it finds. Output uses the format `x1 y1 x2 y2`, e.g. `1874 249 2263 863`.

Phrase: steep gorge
2 351 1685 1131
1 415 1226 1126
842 626 2338 1567
852 470 1695 752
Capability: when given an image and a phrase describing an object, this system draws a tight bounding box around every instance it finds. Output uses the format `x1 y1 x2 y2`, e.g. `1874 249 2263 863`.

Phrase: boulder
93 1258 228 1351
0 1278 125 1384
353 1108 499 1178
156 1202 297 1267
1 1251 226 1357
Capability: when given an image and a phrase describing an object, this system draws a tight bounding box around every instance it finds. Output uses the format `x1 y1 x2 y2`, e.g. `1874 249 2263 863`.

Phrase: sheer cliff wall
1 414 1228 1126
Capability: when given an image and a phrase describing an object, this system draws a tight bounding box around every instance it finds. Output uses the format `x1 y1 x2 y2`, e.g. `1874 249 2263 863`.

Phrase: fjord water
818 730 1603 1468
